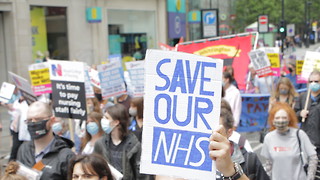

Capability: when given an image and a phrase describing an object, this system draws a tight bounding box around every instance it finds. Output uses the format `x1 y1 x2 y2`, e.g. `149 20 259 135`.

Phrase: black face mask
288 68 293 73
28 120 49 139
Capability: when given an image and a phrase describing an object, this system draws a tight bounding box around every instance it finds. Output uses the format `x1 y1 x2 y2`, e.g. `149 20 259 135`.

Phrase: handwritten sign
28 62 52 95
248 50 273 78
125 61 145 97
140 49 223 179
49 60 87 120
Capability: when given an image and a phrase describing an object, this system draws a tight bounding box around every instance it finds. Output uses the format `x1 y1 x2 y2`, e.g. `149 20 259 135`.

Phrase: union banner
177 35 252 90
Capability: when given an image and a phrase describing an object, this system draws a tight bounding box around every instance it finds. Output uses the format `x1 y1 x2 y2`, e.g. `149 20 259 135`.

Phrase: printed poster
98 61 126 99
0 82 15 103
28 62 52 96
49 60 87 120
259 47 280 76
248 49 273 78
141 49 223 179
125 61 145 97
301 51 320 80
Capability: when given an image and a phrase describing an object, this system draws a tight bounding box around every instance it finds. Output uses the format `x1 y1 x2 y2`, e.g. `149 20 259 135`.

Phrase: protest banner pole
245 71 251 92
253 32 259 50
302 87 311 122
68 118 76 152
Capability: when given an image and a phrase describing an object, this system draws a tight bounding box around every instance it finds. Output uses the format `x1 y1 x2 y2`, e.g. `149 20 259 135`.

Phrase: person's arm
209 125 249 180
294 94 308 121
307 154 318 180
264 159 272 177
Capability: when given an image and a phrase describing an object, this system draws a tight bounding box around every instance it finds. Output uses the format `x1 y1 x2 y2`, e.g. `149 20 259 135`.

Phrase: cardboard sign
98 61 126 99
49 60 87 120
28 62 52 95
301 51 320 80
260 47 280 76
140 49 223 179
125 61 145 97
248 50 273 78
9 71 37 105
0 82 15 103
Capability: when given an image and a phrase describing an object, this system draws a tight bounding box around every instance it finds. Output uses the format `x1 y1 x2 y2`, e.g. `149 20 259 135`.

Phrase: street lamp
305 1 312 48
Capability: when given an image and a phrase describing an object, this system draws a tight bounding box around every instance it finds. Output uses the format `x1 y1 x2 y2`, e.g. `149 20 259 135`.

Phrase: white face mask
129 108 137 117
101 117 115 134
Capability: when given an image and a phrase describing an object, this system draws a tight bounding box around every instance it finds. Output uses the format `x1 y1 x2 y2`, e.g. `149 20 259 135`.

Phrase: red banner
177 35 252 90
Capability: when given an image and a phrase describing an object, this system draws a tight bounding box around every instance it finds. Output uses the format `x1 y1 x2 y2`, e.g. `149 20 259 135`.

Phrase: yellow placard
296 60 304 75
29 68 51 86
267 53 280 68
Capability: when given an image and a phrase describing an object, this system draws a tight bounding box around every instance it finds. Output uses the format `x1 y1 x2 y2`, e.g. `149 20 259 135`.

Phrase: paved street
0 42 319 175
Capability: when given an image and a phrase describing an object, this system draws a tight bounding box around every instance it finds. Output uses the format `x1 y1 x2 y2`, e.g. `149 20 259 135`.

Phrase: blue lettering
200 62 216 96
154 93 171 124
155 59 171 91
194 97 213 129
169 60 187 93
172 95 192 126
186 60 201 94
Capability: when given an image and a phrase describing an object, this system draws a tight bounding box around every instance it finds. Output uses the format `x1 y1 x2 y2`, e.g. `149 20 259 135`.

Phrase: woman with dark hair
128 97 144 142
94 104 144 180
81 112 104 155
68 154 113 180
225 65 238 89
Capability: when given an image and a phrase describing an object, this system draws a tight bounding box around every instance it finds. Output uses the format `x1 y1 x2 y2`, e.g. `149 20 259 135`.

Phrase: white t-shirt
82 141 94 155
261 128 316 180
224 85 242 127
229 131 253 152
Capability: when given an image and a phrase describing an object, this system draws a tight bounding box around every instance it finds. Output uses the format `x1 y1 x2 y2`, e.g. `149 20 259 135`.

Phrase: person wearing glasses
16 101 75 180
295 70 320 180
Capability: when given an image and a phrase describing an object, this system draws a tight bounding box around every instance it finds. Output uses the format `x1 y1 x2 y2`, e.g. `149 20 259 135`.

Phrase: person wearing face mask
128 97 144 142
285 62 307 90
16 101 75 180
295 70 320 179
262 102 318 180
94 104 147 180
269 77 298 111
52 117 82 154
81 112 104 155
223 71 242 128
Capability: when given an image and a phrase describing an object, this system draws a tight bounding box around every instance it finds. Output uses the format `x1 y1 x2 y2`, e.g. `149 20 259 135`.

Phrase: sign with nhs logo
140 49 223 179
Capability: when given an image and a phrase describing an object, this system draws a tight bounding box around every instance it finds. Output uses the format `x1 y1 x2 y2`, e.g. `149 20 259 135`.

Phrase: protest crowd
1 34 320 180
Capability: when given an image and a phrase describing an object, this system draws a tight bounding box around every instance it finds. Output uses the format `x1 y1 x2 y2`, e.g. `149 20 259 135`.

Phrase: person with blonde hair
0 161 27 180
269 77 298 110
261 102 317 180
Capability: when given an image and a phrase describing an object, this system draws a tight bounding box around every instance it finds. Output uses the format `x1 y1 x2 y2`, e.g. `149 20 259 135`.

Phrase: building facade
0 0 166 82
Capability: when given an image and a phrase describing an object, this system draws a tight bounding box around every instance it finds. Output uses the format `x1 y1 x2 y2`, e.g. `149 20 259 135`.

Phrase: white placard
98 61 126 99
88 68 101 89
141 49 223 180
301 51 320 80
0 82 15 103
48 60 85 82
125 61 145 97
248 50 273 78
84 65 95 98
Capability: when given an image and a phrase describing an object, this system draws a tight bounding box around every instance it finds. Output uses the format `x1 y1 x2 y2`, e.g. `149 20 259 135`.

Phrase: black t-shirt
109 139 125 173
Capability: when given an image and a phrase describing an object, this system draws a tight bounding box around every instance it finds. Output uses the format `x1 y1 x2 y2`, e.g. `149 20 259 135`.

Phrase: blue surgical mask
52 122 63 134
86 122 99 135
310 82 320 92
101 117 115 134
